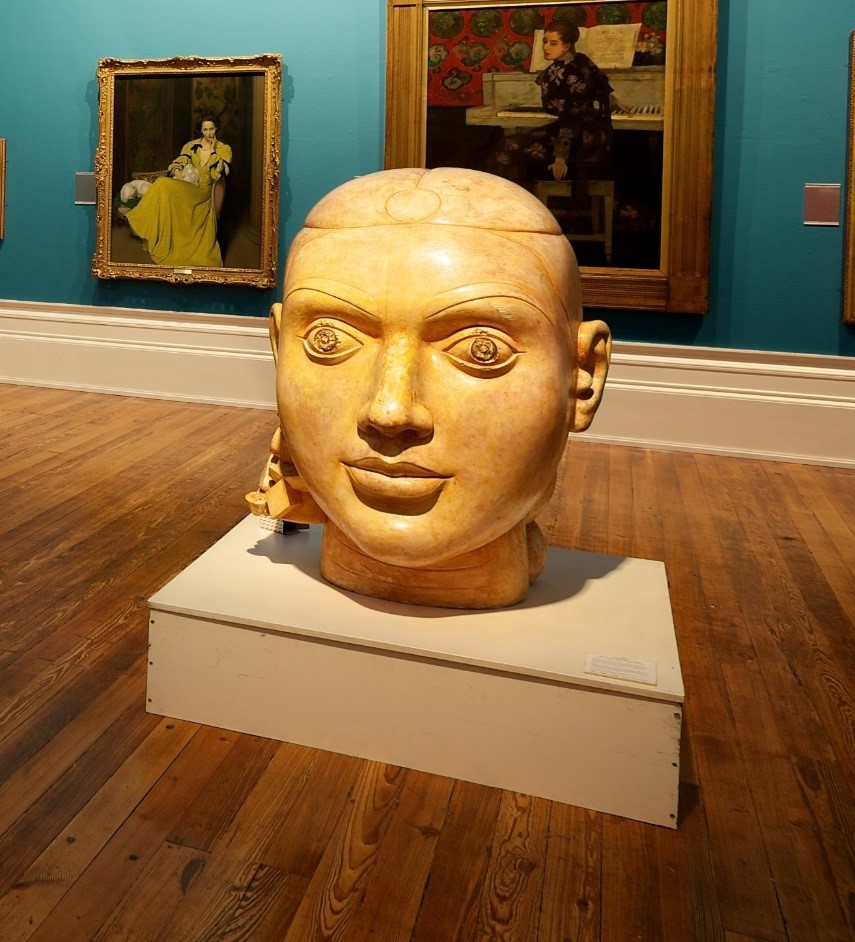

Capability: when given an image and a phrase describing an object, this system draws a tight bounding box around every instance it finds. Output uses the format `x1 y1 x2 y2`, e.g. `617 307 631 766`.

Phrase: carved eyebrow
283 279 381 323
424 285 553 322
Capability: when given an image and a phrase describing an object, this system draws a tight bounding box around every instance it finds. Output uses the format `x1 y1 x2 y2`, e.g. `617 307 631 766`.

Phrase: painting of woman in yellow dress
124 115 232 268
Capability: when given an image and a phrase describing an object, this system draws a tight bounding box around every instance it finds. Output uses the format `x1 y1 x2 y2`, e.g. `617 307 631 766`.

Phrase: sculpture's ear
268 302 282 366
571 319 612 433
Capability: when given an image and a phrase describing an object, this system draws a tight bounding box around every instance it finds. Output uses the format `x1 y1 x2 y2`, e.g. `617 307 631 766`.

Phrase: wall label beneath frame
585 653 657 686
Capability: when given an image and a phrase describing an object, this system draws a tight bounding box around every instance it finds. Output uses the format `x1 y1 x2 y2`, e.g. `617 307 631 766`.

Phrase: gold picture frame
385 1 717 313
0 138 6 240
92 54 282 287
844 31 855 324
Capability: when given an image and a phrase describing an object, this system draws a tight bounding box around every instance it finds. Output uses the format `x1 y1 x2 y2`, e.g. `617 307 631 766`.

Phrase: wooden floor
0 383 852 942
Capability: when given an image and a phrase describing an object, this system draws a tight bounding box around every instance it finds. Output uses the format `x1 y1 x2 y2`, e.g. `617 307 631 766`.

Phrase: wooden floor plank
0 432 267 663
166 733 281 854
604 441 636 558
770 462 855 582
653 451 737 741
742 754 853 942
683 456 837 764
212 743 324 863
256 750 364 879
0 718 198 940
330 769 454 941
114 840 285 942
602 816 666 942
93 841 215 942
567 439 611 554
711 457 855 780
0 665 147 839
0 412 266 615
0 399 208 539
409 779 503 942
200 864 309 942
538 804 602 942
281 762 411 940
532 434 576 545
25 724 232 942
673 453 801 761
629 446 667 561
144 744 329 937
790 755 855 939
543 438 605 551
813 464 855 530
745 461 855 640
658 790 726 942
691 734 787 941
656 454 788 940
472 790 550 942
0 698 160 900
0 598 147 749
132 851 261 942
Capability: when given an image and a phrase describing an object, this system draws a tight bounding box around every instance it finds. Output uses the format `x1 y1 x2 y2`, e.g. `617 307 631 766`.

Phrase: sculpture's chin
339 533 468 570
333 514 511 570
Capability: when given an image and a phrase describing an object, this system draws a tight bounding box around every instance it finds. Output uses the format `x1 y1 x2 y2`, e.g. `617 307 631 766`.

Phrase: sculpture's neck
319 521 533 609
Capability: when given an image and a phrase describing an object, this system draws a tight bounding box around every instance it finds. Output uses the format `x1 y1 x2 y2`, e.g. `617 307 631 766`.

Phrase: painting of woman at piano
489 21 623 184
421 3 667 268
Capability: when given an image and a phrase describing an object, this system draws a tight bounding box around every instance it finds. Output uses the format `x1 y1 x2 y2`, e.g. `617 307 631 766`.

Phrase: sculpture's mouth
343 459 450 508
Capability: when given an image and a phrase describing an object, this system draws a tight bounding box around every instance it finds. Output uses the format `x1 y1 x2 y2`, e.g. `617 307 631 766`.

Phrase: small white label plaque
585 654 657 686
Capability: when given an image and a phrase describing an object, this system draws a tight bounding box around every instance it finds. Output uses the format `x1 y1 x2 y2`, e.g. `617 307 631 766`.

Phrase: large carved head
255 168 610 608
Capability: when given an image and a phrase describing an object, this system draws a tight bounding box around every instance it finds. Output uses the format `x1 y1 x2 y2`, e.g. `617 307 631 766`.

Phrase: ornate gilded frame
385 1 718 313
92 54 281 287
844 31 855 324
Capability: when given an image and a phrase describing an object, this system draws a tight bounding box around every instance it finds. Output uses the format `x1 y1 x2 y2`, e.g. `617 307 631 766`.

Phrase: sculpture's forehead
285 224 566 316
290 223 544 270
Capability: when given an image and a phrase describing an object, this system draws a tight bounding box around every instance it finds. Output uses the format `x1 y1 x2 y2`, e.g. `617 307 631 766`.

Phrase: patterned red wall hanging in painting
428 2 666 107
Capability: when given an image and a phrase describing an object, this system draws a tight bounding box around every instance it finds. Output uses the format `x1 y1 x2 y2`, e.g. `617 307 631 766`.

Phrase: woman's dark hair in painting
195 113 220 135
543 21 580 46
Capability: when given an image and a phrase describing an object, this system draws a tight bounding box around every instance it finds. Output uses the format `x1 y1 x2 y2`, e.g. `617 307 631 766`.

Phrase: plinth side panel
148 611 681 827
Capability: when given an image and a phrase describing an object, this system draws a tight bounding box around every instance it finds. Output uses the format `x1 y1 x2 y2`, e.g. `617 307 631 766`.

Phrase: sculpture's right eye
301 320 364 364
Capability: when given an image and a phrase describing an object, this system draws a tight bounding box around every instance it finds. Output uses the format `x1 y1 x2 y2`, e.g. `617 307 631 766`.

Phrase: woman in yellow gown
126 115 232 268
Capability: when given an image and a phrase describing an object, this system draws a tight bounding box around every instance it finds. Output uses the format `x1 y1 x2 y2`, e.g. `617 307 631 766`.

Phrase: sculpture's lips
344 459 449 503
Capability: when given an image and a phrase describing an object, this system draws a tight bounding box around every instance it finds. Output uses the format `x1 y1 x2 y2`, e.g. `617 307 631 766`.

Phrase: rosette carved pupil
470 335 498 363
312 327 339 353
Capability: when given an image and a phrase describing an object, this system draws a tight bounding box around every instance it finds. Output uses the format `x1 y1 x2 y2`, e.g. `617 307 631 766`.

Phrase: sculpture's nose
357 334 433 441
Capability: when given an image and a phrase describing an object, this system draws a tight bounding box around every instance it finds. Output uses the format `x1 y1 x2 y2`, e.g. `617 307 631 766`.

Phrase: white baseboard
589 342 855 468
0 299 276 410
1 300 853 468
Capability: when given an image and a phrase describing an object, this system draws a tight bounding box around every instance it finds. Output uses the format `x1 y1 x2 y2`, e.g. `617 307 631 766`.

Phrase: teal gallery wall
0 0 853 357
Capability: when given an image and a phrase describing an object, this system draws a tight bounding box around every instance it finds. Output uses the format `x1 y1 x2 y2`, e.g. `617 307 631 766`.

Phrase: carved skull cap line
304 167 563 232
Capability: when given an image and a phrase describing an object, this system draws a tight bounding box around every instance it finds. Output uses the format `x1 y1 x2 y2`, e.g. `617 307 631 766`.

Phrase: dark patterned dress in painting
491 53 614 183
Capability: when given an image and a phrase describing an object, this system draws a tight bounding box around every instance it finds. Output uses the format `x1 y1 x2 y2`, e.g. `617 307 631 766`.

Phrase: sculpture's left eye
442 329 520 376
302 320 363 364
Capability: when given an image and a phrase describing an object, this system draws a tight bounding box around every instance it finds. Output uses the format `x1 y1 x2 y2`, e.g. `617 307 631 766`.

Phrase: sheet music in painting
530 24 641 72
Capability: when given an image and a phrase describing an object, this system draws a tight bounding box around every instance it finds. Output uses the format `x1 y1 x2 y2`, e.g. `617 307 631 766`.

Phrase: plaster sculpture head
247 167 611 608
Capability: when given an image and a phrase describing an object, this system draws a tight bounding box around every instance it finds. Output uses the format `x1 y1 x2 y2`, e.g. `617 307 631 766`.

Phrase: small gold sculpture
248 168 610 609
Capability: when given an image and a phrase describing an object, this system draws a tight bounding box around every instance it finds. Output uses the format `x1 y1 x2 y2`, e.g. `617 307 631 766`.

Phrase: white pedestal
148 517 683 827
